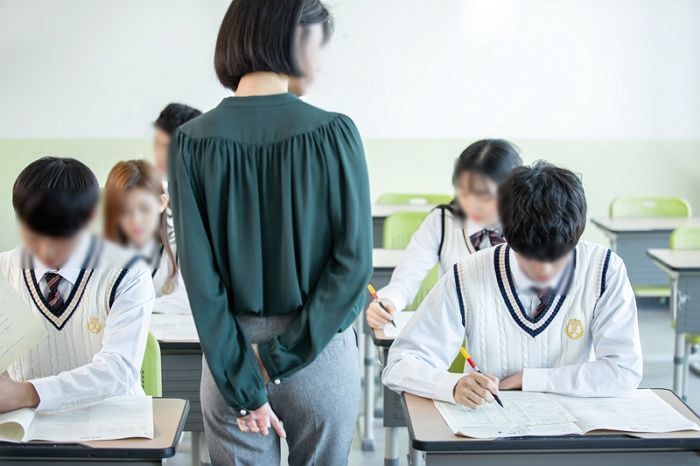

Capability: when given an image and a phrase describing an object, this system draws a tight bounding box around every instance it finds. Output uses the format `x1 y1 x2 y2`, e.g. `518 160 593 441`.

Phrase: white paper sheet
435 392 581 438
150 313 199 342
382 311 415 338
0 276 47 372
28 396 154 442
0 408 35 443
552 389 700 434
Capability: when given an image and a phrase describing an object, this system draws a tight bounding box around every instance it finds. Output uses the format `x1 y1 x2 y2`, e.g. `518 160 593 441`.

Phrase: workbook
0 396 153 443
150 313 199 342
435 390 700 438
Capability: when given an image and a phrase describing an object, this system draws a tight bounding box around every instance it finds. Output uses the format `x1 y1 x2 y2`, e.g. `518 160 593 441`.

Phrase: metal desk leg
674 331 687 398
362 331 376 451
384 427 399 466
191 431 201 466
408 443 424 466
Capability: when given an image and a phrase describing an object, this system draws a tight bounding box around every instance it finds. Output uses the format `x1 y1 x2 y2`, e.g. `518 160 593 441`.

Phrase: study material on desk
150 313 199 342
435 389 700 439
0 396 153 443
0 276 47 372
382 311 414 338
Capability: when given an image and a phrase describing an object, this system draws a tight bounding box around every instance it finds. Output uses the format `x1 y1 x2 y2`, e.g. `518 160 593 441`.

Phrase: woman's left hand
0 375 39 413
499 372 523 390
236 402 286 438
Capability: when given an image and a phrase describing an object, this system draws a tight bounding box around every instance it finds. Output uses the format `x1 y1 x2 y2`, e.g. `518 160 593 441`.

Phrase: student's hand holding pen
453 372 501 409
366 298 397 329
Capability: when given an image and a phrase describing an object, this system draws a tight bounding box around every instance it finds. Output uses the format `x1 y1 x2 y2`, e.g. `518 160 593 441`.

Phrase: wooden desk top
403 389 700 452
648 249 700 273
0 398 189 459
591 217 700 234
372 204 434 218
373 248 405 269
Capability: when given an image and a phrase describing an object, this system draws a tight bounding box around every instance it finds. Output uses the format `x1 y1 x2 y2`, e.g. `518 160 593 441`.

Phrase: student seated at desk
383 161 643 407
0 157 154 414
103 160 191 315
367 139 522 329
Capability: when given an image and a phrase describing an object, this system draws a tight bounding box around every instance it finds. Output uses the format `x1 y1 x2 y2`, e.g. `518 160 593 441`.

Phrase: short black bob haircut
13 157 99 238
498 161 587 262
441 139 522 216
154 103 202 135
214 0 334 91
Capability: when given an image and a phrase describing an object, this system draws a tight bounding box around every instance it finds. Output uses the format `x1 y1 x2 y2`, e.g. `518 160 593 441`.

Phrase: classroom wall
1 0 699 248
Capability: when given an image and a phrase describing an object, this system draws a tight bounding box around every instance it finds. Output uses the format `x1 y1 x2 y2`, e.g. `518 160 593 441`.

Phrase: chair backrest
377 193 452 206
406 266 439 311
141 331 162 397
383 211 429 249
609 196 691 219
670 226 700 250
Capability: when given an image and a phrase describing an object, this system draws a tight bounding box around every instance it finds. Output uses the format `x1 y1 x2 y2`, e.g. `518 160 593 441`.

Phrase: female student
103 160 190 315
168 0 371 465
0 157 154 413
383 162 643 405
367 139 522 329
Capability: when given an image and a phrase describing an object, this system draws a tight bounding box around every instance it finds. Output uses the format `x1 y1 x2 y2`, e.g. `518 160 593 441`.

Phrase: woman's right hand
237 402 287 438
366 299 396 329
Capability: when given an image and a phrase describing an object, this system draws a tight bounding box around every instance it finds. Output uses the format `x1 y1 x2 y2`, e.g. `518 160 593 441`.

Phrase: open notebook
436 389 700 438
0 396 153 443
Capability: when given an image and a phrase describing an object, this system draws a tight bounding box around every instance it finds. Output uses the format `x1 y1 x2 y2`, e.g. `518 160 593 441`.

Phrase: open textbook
435 390 700 438
0 396 153 443
0 276 47 372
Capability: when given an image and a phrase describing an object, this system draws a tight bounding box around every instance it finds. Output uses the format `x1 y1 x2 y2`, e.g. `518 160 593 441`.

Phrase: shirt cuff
29 376 62 412
522 367 552 392
434 372 465 403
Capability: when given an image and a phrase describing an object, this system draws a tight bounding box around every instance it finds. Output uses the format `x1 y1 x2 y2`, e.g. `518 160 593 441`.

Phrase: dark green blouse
168 93 372 412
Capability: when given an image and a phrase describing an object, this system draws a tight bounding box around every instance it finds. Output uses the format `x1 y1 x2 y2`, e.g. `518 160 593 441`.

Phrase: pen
367 284 397 328
459 346 504 408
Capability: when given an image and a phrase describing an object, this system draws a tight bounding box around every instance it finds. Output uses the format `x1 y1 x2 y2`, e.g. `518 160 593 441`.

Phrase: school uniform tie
44 272 65 316
530 286 553 320
469 229 505 251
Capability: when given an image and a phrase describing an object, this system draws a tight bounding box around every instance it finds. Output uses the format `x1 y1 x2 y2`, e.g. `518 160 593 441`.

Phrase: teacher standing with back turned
167 0 372 465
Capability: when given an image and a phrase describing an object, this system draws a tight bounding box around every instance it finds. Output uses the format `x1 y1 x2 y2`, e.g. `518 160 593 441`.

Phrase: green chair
377 193 452 206
141 331 162 397
383 211 430 250
669 226 700 399
609 196 691 297
609 196 692 219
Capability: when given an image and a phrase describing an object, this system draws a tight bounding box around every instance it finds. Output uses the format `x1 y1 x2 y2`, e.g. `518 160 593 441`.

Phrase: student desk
402 390 700 466
591 217 700 295
0 398 189 465
361 248 405 451
648 249 700 396
372 204 434 248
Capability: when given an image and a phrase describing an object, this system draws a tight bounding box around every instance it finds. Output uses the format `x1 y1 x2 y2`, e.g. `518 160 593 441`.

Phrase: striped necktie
530 286 553 320
469 229 505 251
44 272 65 316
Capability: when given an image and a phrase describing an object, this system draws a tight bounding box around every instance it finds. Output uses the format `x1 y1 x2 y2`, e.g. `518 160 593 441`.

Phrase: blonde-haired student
367 139 522 329
103 159 191 315
384 162 642 407
0 157 154 413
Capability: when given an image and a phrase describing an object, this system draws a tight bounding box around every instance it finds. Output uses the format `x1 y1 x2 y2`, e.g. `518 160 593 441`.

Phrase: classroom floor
167 298 700 466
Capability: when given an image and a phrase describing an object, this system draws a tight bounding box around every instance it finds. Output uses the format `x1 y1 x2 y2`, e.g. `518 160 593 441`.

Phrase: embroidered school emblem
162 280 175 295
87 317 104 334
564 318 584 340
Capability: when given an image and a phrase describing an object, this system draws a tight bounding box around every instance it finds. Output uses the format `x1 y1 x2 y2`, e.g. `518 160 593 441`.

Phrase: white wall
1 0 699 139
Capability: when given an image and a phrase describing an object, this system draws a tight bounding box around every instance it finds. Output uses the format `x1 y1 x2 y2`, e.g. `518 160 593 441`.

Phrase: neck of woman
236 72 289 97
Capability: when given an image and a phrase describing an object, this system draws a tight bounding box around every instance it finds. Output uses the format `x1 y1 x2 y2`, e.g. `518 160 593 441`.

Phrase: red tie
469 229 505 251
44 272 65 316
531 286 553 320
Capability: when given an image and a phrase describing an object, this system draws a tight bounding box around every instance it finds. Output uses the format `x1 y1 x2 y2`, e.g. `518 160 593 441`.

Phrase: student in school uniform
153 103 202 178
367 139 522 329
383 161 643 406
103 159 191 315
0 157 155 414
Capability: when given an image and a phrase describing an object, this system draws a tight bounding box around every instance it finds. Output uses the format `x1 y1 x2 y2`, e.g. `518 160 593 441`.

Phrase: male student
383 161 643 407
0 157 155 414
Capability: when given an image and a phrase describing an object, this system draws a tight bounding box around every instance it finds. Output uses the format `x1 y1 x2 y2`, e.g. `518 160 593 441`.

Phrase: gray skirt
200 314 360 466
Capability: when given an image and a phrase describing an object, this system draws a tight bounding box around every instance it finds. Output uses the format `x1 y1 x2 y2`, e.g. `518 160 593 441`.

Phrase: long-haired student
367 139 522 329
383 161 642 406
103 160 190 315
0 157 154 414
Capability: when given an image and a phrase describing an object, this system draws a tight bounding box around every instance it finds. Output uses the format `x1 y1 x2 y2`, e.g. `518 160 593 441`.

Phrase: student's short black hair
214 0 334 91
154 103 202 135
13 157 99 238
498 161 587 261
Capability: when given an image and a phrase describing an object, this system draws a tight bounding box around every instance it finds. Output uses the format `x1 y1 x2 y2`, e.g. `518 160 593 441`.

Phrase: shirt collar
465 218 502 237
508 250 570 294
33 232 92 286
